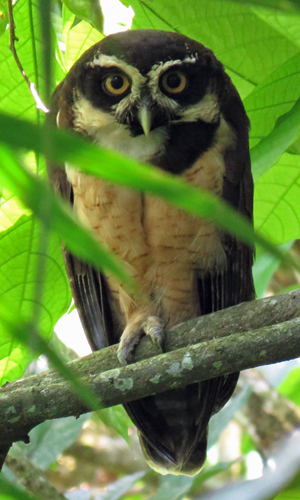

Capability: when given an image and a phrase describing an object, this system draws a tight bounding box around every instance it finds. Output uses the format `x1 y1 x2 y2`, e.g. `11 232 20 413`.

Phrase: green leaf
279 367 300 406
244 52 300 152
0 0 40 120
62 0 103 32
208 385 251 449
230 0 300 11
148 475 193 500
241 433 256 455
191 462 237 488
254 153 300 244
280 471 300 491
0 215 71 384
14 414 90 470
252 6 300 47
0 1 8 37
97 405 131 444
273 488 300 500
63 7 103 71
253 242 294 298
0 189 30 231
251 100 300 181
95 471 145 500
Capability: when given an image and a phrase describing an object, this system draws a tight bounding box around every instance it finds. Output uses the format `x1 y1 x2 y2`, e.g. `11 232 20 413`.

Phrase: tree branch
1 290 300 458
5 454 68 500
238 370 300 456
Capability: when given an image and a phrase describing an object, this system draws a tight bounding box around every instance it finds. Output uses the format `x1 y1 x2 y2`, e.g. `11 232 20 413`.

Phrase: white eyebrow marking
147 55 198 85
88 53 146 88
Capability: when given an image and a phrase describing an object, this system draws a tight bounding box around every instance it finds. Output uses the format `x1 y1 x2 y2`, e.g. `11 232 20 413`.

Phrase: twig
7 0 49 112
8 0 31 88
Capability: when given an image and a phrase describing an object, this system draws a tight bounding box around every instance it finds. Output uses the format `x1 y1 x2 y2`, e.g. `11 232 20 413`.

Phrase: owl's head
55 31 235 159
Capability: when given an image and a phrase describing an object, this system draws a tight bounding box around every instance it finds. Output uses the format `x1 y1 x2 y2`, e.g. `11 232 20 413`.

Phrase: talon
117 337 137 366
117 315 165 365
117 347 131 366
142 316 165 351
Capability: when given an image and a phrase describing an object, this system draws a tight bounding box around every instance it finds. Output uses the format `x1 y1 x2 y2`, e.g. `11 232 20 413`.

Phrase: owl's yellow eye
103 73 131 95
161 70 187 94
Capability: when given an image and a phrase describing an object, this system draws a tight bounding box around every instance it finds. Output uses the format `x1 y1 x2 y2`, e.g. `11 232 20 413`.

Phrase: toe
117 333 139 365
142 316 165 351
117 315 165 365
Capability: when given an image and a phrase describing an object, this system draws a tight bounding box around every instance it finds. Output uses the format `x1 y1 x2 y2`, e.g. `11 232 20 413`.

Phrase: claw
117 315 165 365
142 316 165 350
117 337 137 366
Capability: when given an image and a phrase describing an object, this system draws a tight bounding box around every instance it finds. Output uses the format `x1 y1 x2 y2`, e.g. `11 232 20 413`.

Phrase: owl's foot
117 315 165 365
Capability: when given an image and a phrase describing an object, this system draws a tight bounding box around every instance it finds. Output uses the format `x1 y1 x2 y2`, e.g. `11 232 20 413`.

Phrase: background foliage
1 0 300 499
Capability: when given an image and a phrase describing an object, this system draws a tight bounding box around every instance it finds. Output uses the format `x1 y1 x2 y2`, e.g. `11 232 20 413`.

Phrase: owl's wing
47 159 123 351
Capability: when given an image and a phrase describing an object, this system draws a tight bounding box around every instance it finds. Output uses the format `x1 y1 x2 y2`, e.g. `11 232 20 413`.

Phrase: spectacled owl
47 29 255 476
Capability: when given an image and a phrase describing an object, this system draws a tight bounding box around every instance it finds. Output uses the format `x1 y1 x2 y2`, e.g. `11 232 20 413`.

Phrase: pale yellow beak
138 105 152 136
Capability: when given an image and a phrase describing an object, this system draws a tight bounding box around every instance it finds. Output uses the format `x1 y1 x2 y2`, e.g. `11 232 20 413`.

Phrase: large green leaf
0 215 71 384
97 405 132 444
244 53 300 152
279 367 300 406
0 1 8 37
251 99 300 181
62 0 103 32
208 385 251 449
0 189 30 231
148 475 193 500
254 153 300 244
252 6 300 47
191 462 236 489
13 413 90 470
63 7 103 71
253 242 294 298
273 488 300 500
130 0 298 92
94 471 146 500
231 0 300 11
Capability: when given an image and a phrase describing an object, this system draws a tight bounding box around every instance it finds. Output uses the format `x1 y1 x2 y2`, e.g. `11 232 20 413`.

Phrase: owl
47 29 255 475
